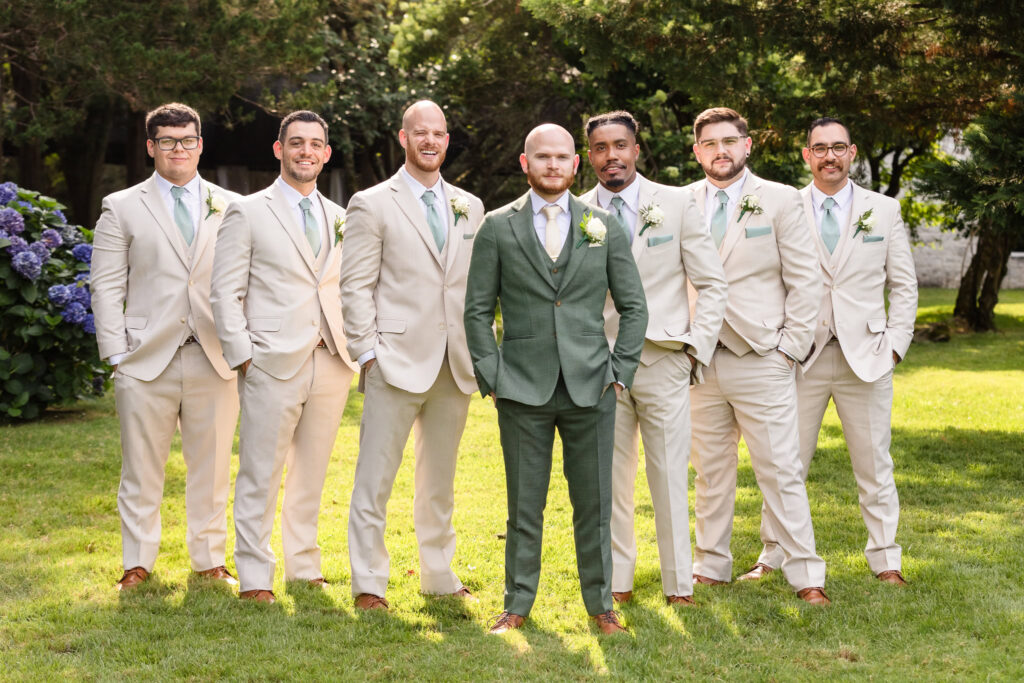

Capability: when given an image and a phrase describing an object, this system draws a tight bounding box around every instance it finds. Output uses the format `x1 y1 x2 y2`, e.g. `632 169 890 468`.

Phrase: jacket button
438 323 446 331
188 279 194 286
555 301 561 307
311 320 317 326
179 317 186 323
552 267 559 273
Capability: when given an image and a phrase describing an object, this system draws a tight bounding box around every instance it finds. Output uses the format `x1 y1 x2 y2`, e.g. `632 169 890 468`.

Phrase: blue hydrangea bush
0 181 105 420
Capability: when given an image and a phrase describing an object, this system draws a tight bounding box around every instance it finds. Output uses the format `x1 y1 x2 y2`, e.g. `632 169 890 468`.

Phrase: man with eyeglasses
211 110 358 603
747 117 917 587
92 102 241 591
683 107 829 604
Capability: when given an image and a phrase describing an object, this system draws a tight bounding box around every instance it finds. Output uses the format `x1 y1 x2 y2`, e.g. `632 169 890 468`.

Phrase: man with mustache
746 117 917 587
684 107 829 604
341 100 484 610
464 124 647 634
211 110 357 602
579 111 727 607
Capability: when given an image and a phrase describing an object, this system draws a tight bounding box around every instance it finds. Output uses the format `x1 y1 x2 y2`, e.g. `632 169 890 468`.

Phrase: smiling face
692 120 752 187
273 120 331 192
587 122 640 191
803 122 857 194
400 102 449 184
147 123 202 185
520 124 579 202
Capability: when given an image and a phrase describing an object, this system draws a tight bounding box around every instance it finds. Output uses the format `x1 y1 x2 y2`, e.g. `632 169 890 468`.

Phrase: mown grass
1 288 1022 680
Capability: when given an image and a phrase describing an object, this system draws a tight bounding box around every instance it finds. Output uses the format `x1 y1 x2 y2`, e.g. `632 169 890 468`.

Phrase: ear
146 139 156 159
848 143 858 162
399 129 408 150
802 147 811 165
572 154 580 173
519 153 529 174
273 140 283 161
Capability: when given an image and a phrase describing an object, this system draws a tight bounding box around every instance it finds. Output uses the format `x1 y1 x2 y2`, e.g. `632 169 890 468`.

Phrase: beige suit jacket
210 182 357 380
581 175 728 367
340 170 484 395
801 182 917 382
92 174 239 382
685 173 821 361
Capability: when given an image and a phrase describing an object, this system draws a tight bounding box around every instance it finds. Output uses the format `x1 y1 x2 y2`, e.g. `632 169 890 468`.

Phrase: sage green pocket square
745 226 771 238
863 235 885 243
647 234 674 247
462 233 475 239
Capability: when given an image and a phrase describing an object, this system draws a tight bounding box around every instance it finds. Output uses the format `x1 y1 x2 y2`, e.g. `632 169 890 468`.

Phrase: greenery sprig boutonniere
575 212 608 248
737 194 763 222
450 196 470 226
852 209 875 238
334 216 345 245
205 189 227 219
638 203 664 236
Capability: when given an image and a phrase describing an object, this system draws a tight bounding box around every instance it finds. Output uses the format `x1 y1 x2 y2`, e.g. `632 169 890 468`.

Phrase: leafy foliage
0 182 105 420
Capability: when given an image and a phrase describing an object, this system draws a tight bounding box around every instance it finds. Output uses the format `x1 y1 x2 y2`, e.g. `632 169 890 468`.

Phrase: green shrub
0 182 105 420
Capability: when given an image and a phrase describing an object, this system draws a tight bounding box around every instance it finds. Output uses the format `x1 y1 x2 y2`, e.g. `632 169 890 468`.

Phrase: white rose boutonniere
576 211 607 248
853 209 875 238
737 194 764 222
450 196 470 226
638 203 664 236
334 216 345 245
205 189 227 218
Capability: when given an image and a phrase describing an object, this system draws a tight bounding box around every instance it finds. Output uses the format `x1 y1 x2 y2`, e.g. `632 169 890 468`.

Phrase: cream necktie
542 204 562 260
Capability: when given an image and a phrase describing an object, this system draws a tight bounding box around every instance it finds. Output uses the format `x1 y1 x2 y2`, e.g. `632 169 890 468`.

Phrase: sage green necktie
610 195 631 244
422 190 446 251
821 197 840 254
299 197 321 257
170 186 194 246
711 190 729 248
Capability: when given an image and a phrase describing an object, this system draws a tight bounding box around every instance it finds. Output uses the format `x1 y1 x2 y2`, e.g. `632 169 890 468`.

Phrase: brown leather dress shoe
737 563 774 581
796 587 831 605
448 587 479 602
487 611 525 634
354 593 390 610
592 610 628 635
693 574 727 586
612 591 633 604
115 566 149 591
239 589 276 603
876 569 908 586
666 594 696 606
195 566 238 586
308 577 329 587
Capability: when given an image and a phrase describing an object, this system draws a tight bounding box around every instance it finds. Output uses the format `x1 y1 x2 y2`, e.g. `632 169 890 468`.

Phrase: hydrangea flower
0 182 16 205
5 234 28 255
62 301 87 324
70 284 91 308
53 209 67 224
48 284 72 306
59 224 82 246
29 241 51 263
71 243 93 263
12 250 42 281
0 228 8 241
82 314 96 334
75 272 90 286
40 229 63 248
0 207 25 234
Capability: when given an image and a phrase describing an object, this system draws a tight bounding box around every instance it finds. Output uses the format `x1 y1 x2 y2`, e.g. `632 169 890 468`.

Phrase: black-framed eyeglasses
809 143 850 157
151 136 200 151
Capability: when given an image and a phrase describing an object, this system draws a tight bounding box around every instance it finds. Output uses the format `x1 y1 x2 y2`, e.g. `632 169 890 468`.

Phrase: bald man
341 100 485 610
464 124 647 635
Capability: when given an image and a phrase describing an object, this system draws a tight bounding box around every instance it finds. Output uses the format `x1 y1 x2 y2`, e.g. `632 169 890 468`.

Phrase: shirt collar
275 176 320 208
154 171 201 199
809 179 853 209
707 168 748 203
595 177 641 211
530 189 570 216
400 166 444 200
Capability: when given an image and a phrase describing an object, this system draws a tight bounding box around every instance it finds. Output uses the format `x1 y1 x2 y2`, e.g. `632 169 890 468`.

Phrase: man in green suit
464 124 647 635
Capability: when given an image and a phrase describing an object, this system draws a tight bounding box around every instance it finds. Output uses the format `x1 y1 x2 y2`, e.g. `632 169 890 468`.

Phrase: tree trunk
124 111 149 187
57 97 115 227
954 227 1013 331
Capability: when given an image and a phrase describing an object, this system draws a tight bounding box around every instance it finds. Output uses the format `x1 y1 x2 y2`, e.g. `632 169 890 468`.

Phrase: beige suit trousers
611 347 695 597
348 358 470 597
114 343 238 572
233 348 353 592
690 348 826 590
757 341 901 574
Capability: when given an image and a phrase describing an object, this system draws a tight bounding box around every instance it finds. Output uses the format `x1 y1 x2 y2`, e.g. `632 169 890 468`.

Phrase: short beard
603 176 626 189
527 169 575 197
704 155 746 183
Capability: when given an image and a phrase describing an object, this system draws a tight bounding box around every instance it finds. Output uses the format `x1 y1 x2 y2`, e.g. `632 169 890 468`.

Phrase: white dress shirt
529 190 571 249
401 167 449 238
703 168 749 233
595 179 640 240
809 179 854 239
154 171 202 238
275 176 327 249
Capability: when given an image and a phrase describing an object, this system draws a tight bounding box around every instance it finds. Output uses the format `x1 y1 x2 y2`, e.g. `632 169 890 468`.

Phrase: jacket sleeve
463 214 502 397
606 212 648 388
210 199 253 369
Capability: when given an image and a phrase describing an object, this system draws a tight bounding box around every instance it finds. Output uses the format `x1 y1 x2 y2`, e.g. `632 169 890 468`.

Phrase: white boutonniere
737 194 763 222
638 203 664 236
575 211 607 248
333 216 345 245
450 196 470 226
852 209 875 238
205 189 227 218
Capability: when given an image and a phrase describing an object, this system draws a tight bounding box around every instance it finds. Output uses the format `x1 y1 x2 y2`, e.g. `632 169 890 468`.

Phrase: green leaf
5 379 24 394
11 354 33 374
6 407 22 418
21 283 39 304
44 315 63 327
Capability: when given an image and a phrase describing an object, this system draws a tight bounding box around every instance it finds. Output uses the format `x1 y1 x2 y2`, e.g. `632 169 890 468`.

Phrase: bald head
402 100 446 131
520 123 579 201
400 99 449 185
524 124 575 156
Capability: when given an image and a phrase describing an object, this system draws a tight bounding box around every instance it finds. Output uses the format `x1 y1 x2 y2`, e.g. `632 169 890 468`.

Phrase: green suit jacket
464 191 647 407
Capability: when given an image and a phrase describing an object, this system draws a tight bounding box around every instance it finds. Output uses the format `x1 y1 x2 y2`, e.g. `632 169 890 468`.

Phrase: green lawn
1 288 1022 680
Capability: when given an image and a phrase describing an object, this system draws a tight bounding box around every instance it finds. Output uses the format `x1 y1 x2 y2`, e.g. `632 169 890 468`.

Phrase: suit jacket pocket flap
745 226 771 238
664 317 691 337
124 315 148 329
377 318 407 334
248 317 282 332
867 318 887 333
863 235 885 243
647 234 674 247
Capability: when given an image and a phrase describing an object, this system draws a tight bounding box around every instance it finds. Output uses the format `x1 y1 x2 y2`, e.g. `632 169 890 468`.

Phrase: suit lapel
559 196 588 292
801 186 835 277
266 184 318 276
509 194 557 290
719 174 758 263
388 172 444 269
139 175 188 268
442 180 462 272
833 182 866 274
191 179 217 269
632 176 654 262
320 200 344 281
